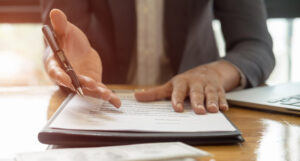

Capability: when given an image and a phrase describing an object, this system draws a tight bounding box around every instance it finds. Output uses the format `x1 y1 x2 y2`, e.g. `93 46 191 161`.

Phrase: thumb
50 9 68 37
134 82 172 102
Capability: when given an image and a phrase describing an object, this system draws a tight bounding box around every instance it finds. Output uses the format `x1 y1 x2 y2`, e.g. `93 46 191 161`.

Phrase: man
41 0 275 114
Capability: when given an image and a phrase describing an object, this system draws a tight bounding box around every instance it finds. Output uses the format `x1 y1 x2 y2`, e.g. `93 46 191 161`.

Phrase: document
16 142 211 161
50 92 236 132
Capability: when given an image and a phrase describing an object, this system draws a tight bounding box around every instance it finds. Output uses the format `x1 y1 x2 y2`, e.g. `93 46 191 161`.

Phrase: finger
109 94 122 108
97 82 108 88
218 89 229 111
77 75 98 90
82 86 111 101
205 85 219 113
77 74 115 101
96 82 121 108
81 87 109 100
134 82 172 102
78 75 109 99
47 58 73 89
50 9 68 37
79 76 121 108
43 46 52 65
82 86 121 108
189 83 206 114
171 79 188 112
75 75 117 106
44 48 58 69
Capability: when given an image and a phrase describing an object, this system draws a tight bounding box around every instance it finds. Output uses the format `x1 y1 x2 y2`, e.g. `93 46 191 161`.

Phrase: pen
42 25 84 96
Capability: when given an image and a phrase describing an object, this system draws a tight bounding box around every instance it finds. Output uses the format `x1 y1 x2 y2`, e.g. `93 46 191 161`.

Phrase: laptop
226 82 300 115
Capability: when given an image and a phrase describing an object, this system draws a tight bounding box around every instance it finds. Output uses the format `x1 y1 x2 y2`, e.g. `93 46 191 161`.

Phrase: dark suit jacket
42 0 275 87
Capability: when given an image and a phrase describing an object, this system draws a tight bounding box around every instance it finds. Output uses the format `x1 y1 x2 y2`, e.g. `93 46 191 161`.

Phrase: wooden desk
47 85 300 161
1 86 299 161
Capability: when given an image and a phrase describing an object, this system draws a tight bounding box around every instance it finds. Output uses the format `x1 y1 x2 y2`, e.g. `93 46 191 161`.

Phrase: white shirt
129 0 172 85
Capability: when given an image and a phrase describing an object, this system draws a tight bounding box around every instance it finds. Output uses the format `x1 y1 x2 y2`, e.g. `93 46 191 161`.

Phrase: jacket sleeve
214 0 275 87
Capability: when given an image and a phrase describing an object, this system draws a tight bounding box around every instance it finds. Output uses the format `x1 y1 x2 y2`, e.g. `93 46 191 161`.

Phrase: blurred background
0 0 299 86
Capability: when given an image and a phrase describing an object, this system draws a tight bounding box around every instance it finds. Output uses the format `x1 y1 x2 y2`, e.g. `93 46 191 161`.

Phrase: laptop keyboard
268 94 300 107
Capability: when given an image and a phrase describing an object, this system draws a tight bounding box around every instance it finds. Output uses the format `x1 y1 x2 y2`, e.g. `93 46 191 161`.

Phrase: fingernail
220 104 229 111
176 103 183 112
114 100 122 108
195 105 206 114
208 103 218 113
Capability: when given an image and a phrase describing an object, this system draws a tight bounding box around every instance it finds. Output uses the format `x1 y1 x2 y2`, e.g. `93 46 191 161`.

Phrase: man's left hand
135 60 241 114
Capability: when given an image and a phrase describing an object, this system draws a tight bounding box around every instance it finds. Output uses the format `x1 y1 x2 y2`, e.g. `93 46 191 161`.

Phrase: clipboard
38 94 244 146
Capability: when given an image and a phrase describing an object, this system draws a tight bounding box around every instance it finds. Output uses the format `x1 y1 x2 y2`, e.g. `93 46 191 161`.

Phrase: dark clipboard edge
38 93 244 146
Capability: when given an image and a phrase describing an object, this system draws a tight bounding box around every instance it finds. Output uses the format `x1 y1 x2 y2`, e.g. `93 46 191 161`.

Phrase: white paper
16 142 211 161
50 93 236 132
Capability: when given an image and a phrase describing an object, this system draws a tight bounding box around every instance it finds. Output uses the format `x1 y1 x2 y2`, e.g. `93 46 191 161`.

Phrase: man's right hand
44 9 121 108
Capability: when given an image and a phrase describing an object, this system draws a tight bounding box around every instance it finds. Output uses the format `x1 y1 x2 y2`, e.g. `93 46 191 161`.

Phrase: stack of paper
16 142 211 161
38 92 243 146
49 93 236 132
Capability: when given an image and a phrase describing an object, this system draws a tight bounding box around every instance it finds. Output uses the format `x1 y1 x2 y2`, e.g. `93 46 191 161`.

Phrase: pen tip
77 87 84 96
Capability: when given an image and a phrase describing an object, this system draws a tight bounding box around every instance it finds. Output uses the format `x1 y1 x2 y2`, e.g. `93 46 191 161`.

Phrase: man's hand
44 9 121 108
135 60 241 114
